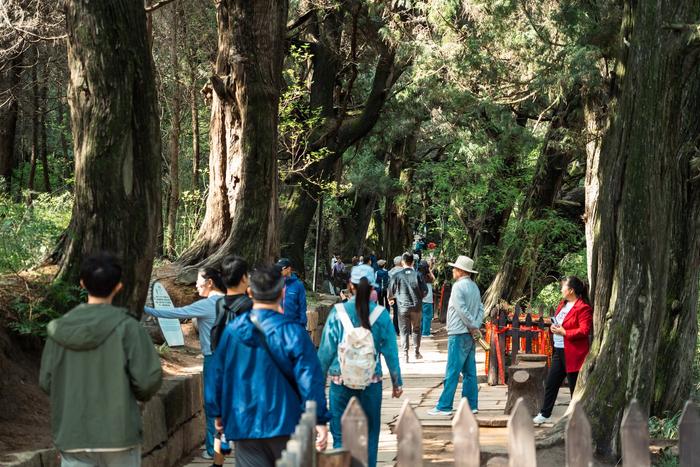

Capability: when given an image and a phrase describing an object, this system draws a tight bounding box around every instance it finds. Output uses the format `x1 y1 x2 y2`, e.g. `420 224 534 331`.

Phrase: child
40 252 162 466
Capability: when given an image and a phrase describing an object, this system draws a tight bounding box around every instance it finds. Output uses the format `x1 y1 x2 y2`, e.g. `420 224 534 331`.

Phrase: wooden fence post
524 312 533 354
565 400 592 467
452 398 480 467
679 400 699 467
341 396 369 466
511 305 521 364
396 399 423 465
507 397 536 467
621 399 649 467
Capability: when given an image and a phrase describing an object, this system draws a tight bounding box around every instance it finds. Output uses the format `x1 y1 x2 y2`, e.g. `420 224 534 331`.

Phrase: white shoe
532 413 550 424
201 450 213 460
427 408 453 416
472 409 479 414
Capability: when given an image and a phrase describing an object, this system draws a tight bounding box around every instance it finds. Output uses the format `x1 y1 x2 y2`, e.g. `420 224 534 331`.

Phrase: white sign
152 281 185 347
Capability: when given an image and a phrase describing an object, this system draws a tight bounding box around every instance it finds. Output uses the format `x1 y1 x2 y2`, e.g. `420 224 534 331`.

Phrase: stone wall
0 374 205 467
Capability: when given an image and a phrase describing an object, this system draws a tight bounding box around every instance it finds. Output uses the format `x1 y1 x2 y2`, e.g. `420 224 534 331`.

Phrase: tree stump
504 362 547 416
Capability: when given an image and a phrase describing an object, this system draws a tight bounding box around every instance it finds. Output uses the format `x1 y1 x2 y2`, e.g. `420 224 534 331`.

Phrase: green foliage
169 188 207 256
654 450 679 467
9 281 84 337
648 412 681 440
0 190 72 274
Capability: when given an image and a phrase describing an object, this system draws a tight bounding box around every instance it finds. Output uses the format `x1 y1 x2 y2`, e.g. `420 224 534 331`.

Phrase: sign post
151 281 185 347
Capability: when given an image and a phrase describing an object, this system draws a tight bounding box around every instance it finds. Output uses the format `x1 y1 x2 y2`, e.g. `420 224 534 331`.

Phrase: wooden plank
318 449 352 467
565 400 592 467
341 396 369 467
507 398 536 467
679 400 700 467
286 439 302 467
452 398 480 467
621 399 649 467
511 305 521 364
396 399 423 465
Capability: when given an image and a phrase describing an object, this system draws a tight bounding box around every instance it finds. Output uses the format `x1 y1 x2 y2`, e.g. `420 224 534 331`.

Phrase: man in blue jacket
205 265 329 467
277 258 308 327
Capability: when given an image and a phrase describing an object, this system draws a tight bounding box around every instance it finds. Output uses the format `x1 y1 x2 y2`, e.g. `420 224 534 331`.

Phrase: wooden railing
276 397 700 466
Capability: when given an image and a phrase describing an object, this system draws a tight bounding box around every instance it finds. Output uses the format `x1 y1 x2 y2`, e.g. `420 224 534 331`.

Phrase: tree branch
145 0 178 13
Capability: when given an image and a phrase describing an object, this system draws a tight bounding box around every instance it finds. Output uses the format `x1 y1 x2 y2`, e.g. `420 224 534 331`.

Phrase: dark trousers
398 309 422 355
540 347 578 418
391 302 400 335
235 436 290 467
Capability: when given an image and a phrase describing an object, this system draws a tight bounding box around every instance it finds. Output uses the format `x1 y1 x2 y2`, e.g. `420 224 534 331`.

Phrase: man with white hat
428 255 484 416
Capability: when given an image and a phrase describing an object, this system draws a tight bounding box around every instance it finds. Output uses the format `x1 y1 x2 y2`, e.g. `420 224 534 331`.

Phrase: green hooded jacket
39 303 162 451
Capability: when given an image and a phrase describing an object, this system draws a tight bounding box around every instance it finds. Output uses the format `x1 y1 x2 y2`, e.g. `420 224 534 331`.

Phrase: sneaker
472 409 479 414
414 352 423 360
532 413 550 425
201 451 213 460
427 407 453 416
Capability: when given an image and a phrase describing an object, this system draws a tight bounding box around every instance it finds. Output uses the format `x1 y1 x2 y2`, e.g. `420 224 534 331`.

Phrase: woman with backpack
143 267 226 461
318 268 404 467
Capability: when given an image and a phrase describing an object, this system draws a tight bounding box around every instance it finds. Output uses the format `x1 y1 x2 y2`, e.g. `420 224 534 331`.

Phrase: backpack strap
369 305 385 326
335 303 355 333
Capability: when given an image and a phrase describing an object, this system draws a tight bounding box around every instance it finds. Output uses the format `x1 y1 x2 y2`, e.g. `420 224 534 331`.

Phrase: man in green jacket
39 252 162 467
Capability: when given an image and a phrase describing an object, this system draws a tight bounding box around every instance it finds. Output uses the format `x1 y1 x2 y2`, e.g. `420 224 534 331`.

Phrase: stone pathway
181 320 572 466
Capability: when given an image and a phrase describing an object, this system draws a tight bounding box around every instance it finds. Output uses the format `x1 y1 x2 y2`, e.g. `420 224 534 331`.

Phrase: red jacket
554 298 593 373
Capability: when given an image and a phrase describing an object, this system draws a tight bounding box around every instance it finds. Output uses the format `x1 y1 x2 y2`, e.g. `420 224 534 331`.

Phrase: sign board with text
151 281 184 347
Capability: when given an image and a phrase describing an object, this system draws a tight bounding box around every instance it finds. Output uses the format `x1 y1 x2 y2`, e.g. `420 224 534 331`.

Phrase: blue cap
351 264 376 287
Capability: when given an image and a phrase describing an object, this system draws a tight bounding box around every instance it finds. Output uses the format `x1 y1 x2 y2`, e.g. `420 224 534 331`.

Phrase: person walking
533 276 593 424
428 255 483 416
387 256 403 335
206 265 330 467
318 269 403 467
418 260 436 337
277 258 308 327
143 267 226 460
40 252 162 467
388 253 428 361
374 259 390 307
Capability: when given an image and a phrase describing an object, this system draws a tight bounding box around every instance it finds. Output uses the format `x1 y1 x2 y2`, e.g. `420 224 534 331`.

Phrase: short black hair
221 255 249 288
249 264 284 301
199 267 227 293
402 252 414 265
79 252 122 298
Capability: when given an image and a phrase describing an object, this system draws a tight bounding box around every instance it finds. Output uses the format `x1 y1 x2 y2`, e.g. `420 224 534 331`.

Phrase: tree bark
575 1 700 457
383 132 418 257
56 0 161 315
39 68 50 192
27 51 39 202
482 95 584 309
190 71 200 190
166 4 181 258
177 0 286 270
0 57 20 191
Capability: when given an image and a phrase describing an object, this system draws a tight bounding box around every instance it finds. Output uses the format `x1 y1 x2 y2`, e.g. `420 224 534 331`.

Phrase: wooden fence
276 397 699 467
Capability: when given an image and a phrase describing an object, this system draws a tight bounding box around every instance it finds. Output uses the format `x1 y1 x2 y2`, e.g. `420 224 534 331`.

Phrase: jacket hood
47 304 130 351
234 308 291 347
285 274 300 285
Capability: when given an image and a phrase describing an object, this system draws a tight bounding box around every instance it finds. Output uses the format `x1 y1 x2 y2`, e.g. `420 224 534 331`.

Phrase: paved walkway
182 321 571 466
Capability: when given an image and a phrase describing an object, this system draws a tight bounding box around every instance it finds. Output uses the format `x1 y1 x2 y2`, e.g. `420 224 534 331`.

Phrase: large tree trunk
178 0 286 270
56 0 161 314
39 72 50 192
27 52 39 202
575 1 700 457
0 57 20 191
383 132 418 257
483 95 584 309
166 4 181 258
190 72 200 190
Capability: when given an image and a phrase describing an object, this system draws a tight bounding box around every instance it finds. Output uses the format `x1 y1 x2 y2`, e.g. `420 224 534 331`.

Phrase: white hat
448 255 478 274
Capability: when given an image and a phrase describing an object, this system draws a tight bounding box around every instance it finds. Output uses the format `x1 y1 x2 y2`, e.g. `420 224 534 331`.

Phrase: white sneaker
427 408 453 416
472 409 479 414
532 413 550 424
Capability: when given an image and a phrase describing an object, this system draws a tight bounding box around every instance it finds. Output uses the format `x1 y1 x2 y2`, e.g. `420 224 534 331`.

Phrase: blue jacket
317 299 403 387
282 274 307 327
205 308 330 440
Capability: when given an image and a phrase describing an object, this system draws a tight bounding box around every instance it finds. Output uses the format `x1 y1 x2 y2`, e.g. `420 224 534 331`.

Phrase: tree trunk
56 0 161 315
57 96 71 177
39 70 50 192
177 0 286 270
575 1 700 457
0 57 20 191
483 95 584 309
383 132 418 257
190 73 200 190
166 4 181 258
27 52 39 203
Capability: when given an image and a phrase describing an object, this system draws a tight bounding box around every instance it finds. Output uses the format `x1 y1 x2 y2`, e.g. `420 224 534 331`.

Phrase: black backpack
210 294 253 352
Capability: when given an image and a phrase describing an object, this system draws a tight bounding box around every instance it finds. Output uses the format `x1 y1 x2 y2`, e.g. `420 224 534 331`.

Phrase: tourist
428 255 483 416
210 255 253 352
277 258 307 327
331 255 346 294
387 255 403 335
318 269 403 467
374 259 390 307
533 276 593 425
40 252 162 466
206 265 330 467
144 266 226 460
388 253 428 361
354 256 378 302
418 260 435 337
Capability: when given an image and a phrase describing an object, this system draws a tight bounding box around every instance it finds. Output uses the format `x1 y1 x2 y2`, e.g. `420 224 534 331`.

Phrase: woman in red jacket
533 276 593 424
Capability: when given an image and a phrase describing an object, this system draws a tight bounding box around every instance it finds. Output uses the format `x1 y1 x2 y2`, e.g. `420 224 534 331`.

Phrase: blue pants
203 355 216 456
435 333 478 411
421 302 433 336
329 382 382 467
